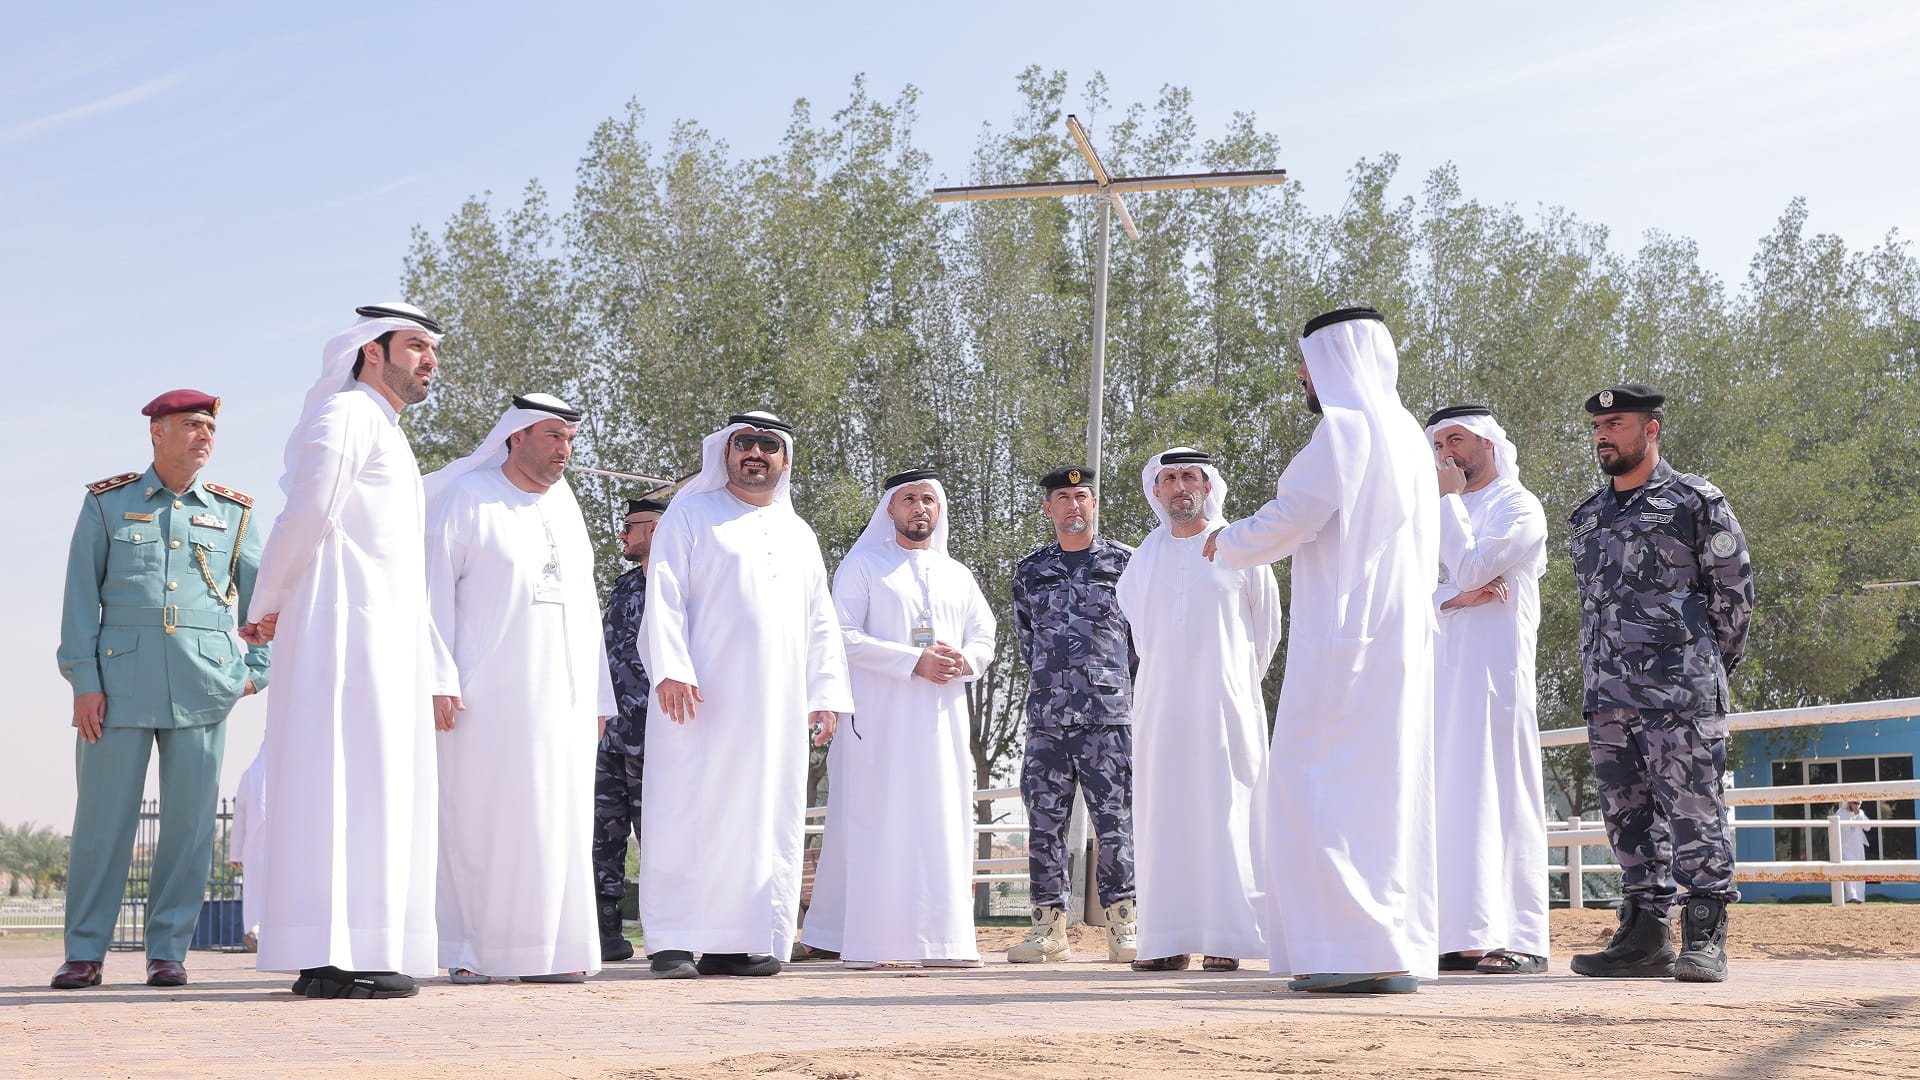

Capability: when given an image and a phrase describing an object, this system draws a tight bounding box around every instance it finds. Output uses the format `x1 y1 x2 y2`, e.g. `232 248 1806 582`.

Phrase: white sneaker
841 960 882 970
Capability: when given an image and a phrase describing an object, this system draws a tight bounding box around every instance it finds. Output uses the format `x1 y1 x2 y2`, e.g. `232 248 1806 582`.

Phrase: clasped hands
913 643 970 685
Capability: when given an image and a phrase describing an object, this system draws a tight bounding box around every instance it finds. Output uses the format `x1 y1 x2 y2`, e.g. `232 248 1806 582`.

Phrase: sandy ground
7 905 1916 1080
631 906 1920 1080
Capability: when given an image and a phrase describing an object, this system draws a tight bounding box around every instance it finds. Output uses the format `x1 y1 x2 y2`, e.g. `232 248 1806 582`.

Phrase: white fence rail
805 698 1916 907
1544 696 1918 907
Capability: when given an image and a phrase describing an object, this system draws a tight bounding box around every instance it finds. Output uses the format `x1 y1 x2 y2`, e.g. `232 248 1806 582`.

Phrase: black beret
1583 384 1665 415
354 302 443 335
1039 465 1095 491
1303 306 1385 338
1425 403 1493 429
1158 450 1213 466
727 411 793 434
884 469 941 490
624 498 669 516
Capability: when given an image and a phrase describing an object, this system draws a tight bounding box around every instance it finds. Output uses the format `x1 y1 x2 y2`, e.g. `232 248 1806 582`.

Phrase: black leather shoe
649 949 698 979
51 960 103 989
695 952 782 976
145 959 188 987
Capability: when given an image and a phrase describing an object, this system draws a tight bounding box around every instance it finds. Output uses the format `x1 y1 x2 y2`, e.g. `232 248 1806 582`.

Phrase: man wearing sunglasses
594 496 667 962
639 412 853 978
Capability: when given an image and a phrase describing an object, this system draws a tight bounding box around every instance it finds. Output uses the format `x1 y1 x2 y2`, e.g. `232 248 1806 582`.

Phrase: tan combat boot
1104 900 1138 963
1006 906 1071 963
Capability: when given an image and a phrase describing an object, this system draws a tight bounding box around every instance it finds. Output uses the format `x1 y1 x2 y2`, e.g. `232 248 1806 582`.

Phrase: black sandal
1438 951 1483 971
1474 949 1547 974
1130 954 1190 971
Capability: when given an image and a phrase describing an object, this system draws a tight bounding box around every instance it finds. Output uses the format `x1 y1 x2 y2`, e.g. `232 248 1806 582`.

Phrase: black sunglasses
730 434 785 454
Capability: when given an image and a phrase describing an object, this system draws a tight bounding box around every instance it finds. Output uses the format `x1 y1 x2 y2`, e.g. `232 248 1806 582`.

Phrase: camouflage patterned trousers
1586 707 1739 910
594 747 643 900
1021 725 1134 909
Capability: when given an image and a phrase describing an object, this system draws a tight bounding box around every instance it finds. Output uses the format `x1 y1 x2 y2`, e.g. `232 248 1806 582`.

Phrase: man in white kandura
1837 800 1873 904
1203 305 1439 994
641 412 853 979
1118 448 1281 973
240 302 448 999
800 470 996 969
1425 404 1550 975
424 394 616 985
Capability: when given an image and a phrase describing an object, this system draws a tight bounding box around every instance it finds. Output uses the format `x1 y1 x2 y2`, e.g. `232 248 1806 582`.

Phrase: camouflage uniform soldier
594 497 666 962
1008 466 1139 964
1567 385 1753 984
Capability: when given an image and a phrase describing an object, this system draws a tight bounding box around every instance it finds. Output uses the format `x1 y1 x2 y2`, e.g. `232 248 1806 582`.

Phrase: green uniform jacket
57 466 270 728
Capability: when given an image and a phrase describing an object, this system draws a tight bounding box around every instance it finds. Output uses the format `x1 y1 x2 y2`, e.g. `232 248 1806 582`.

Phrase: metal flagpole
1086 197 1111 499
931 116 1287 490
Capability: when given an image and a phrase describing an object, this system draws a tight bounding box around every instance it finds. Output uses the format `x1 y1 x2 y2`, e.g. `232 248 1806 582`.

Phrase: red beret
141 389 221 418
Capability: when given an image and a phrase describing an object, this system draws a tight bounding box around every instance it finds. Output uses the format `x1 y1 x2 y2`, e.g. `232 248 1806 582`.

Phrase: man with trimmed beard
1567 385 1751 983
801 470 996 968
1424 405 1550 976
640 412 852 978
240 302 447 999
1008 466 1138 965
424 394 616 985
1117 448 1280 973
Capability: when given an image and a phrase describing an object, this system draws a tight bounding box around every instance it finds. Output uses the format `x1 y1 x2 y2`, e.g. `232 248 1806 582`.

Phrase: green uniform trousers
65 722 226 962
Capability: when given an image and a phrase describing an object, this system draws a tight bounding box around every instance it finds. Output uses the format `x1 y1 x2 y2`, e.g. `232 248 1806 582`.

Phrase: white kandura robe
232 746 267 936
1214 432 1439 979
1432 476 1550 957
641 488 853 958
1118 528 1283 961
803 542 996 962
426 469 616 977
246 383 442 976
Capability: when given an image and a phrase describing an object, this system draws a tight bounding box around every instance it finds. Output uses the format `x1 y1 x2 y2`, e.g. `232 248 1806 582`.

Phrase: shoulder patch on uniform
1709 531 1738 558
202 482 255 507
86 472 141 495
1646 495 1676 510
1571 517 1598 539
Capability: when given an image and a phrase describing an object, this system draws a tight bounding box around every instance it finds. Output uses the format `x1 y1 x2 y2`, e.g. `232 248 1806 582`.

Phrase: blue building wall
1732 714 1919 900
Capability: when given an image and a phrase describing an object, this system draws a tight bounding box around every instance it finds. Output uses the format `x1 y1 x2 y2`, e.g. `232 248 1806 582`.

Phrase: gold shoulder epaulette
203 482 255 508
86 472 141 495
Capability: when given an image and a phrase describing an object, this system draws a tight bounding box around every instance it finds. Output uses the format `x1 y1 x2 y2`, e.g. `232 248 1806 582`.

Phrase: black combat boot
598 898 635 962
1570 903 1676 977
1673 896 1729 983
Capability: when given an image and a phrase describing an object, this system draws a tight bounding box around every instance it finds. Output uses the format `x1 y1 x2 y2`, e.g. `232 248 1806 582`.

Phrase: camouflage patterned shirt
600 563 650 754
1568 459 1753 714
1013 537 1138 728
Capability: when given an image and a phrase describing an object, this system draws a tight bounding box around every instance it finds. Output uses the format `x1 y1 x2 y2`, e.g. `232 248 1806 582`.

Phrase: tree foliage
400 70 1920 814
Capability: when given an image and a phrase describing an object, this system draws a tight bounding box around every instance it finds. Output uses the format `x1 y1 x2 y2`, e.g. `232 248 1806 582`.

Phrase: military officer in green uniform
52 389 270 989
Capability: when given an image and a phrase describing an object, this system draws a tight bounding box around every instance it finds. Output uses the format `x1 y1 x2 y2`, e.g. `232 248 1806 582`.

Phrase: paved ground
4 928 1917 1079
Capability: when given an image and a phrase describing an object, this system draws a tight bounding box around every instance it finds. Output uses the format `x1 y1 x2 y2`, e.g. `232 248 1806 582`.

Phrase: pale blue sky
5 0 1916 825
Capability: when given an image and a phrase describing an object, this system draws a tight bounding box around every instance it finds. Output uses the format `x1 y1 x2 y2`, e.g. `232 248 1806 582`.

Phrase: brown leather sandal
1202 956 1239 972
